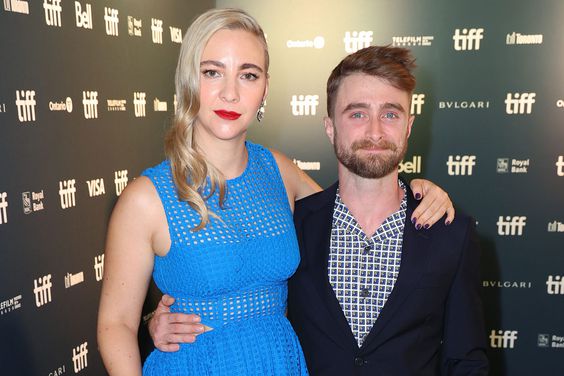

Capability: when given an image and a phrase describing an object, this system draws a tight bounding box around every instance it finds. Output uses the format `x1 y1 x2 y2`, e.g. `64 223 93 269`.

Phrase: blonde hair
165 8 269 231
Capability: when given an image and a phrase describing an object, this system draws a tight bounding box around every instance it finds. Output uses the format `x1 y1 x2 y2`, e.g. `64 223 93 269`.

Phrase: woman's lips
214 110 241 120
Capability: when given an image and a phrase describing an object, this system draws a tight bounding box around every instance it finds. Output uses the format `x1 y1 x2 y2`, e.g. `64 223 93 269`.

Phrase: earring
256 100 265 122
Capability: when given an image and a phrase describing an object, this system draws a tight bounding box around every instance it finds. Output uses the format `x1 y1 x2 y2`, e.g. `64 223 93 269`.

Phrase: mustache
351 138 397 152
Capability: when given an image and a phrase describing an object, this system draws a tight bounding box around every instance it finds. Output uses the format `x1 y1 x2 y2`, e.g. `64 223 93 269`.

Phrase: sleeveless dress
141 142 309 376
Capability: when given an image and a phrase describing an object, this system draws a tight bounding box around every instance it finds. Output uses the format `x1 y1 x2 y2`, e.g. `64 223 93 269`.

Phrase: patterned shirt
328 180 407 346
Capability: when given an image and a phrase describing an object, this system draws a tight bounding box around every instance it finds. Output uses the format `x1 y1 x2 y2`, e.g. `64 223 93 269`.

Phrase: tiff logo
411 93 425 115
453 28 484 51
0 192 8 225
556 156 564 176
87 178 105 197
44 0 62 27
133 92 146 117
94 254 105 281
170 26 182 43
104 7 119 36
291 95 318 116
446 155 476 175
72 342 88 373
114 170 128 196
490 330 518 349
505 93 536 114
3 0 29 14
15 90 36 122
497 216 526 236
82 91 98 119
59 179 77 209
64 271 84 288
547 275 564 295
344 31 373 53
74 1 92 30
151 18 163 44
33 274 53 307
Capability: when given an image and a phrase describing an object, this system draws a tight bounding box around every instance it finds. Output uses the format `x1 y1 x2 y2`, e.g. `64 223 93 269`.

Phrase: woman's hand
409 179 455 229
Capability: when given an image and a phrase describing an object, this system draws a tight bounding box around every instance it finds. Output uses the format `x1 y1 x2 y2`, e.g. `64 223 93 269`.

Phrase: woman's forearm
98 322 143 376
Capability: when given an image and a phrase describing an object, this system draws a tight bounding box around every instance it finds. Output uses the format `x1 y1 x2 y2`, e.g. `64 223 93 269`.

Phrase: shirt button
363 245 371 255
360 288 371 298
354 357 365 366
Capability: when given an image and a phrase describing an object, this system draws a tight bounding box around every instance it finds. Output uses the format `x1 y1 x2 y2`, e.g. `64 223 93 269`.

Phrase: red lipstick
214 110 241 120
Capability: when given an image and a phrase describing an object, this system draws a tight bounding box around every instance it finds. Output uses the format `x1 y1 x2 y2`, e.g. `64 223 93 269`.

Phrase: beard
334 133 407 179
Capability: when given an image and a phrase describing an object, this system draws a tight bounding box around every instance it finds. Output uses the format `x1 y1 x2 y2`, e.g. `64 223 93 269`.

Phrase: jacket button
354 357 365 366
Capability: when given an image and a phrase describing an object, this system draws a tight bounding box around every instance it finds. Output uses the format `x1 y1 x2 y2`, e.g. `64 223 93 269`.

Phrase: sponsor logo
74 1 92 30
453 28 484 51
72 342 88 373
490 330 518 349
44 0 62 27
107 99 126 112
0 192 8 225
49 97 73 113
446 155 476 175
292 159 321 171
438 100 490 110
505 92 536 114
344 31 373 53
87 178 105 197
94 254 104 282
128 16 142 37
104 7 119 36
114 170 128 196
3 0 29 14
22 190 45 214
556 156 564 176
153 98 168 112
411 94 425 115
496 216 526 236
151 18 163 44
547 275 564 295
59 179 77 209
506 32 543 45
548 220 564 233
33 274 53 307
0 103 6 113
398 156 422 174
82 91 98 119
557 99 564 108
496 158 529 174
170 26 182 43
133 92 146 117
392 35 434 47
287 36 325 49
15 90 37 123
290 95 318 116
47 365 67 376
538 334 564 348
64 271 84 288
482 280 532 289
0 294 22 315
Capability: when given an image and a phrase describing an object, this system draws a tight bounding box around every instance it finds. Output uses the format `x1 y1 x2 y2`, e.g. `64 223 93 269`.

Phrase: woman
97 8 454 375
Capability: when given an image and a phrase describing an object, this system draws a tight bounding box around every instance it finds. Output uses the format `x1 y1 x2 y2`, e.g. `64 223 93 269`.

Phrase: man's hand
409 179 455 229
148 295 206 352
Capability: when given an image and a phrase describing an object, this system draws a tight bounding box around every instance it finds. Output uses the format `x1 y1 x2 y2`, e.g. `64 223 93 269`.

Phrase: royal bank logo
128 16 142 37
64 271 84 288
72 342 88 373
344 31 373 53
496 158 529 174
410 94 425 115
446 155 476 176
287 36 325 49
497 216 526 236
82 91 98 119
538 333 564 348
59 179 77 209
153 98 168 112
3 0 29 14
44 0 62 27
490 330 518 349
546 275 564 295
74 1 92 30
292 159 321 171
49 97 73 113
151 18 163 44
556 156 564 176
107 99 126 112
33 274 53 307
438 99 490 110
104 7 119 36
0 192 8 225
482 280 532 289
22 190 45 214
0 294 22 315
114 170 128 196
290 94 318 116
453 28 484 51
94 254 104 282
392 35 433 47
15 90 37 123
399 156 422 174
506 32 543 45
170 26 182 43
505 92 536 114
87 178 105 197
133 92 146 117
548 220 564 233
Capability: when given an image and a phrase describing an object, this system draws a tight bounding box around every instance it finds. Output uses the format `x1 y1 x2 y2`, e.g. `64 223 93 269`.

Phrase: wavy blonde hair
165 8 269 231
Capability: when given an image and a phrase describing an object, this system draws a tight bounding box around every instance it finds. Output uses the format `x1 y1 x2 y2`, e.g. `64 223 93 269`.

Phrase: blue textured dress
141 142 309 375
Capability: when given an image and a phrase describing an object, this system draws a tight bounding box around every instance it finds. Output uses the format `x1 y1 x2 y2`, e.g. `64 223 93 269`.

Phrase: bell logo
490 330 518 349
0 192 8 225
497 216 526 236
151 18 163 44
4 0 29 14
104 7 119 36
59 179 77 209
505 93 536 114
547 275 564 295
290 95 319 116
556 156 564 176
44 0 62 27
74 1 92 30
446 155 476 175
114 170 128 196
411 94 425 115
170 26 182 43
133 92 146 117
33 274 53 307
453 28 484 51
72 342 88 373
82 91 98 119
15 90 36 123
344 31 373 53
398 156 422 174
94 254 105 282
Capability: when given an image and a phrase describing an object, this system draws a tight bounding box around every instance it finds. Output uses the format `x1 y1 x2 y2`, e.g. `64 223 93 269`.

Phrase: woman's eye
202 70 220 78
242 72 258 80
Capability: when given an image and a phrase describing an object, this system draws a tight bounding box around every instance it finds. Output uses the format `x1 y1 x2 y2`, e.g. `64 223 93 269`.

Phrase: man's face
324 73 414 179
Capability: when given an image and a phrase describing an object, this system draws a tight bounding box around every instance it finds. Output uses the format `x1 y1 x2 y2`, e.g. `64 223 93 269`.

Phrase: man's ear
324 116 335 145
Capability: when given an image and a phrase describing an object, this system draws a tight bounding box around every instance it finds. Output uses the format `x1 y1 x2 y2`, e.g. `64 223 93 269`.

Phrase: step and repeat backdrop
1 0 563 375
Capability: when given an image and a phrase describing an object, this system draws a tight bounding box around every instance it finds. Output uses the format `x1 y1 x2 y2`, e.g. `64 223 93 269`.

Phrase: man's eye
351 112 364 119
383 112 399 119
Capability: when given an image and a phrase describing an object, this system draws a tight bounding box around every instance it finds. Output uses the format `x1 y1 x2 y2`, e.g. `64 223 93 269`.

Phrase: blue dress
141 142 309 375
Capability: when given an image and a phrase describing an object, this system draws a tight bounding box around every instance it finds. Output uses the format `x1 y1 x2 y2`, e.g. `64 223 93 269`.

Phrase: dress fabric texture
141 142 308 376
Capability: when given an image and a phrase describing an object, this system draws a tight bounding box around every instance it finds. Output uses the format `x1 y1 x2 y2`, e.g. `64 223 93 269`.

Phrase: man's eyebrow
341 102 370 114
382 102 406 113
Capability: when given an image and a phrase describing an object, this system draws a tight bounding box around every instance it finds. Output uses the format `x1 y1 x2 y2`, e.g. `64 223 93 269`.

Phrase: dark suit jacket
288 181 489 376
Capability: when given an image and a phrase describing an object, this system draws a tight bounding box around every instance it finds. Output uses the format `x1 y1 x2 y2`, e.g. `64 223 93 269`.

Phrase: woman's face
195 28 268 144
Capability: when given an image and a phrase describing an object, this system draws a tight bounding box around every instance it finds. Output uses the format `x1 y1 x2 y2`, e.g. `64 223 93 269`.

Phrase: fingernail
445 220 451 226
424 224 430 230
196 325 204 332
415 193 421 200
411 217 417 224
416 224 422 230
